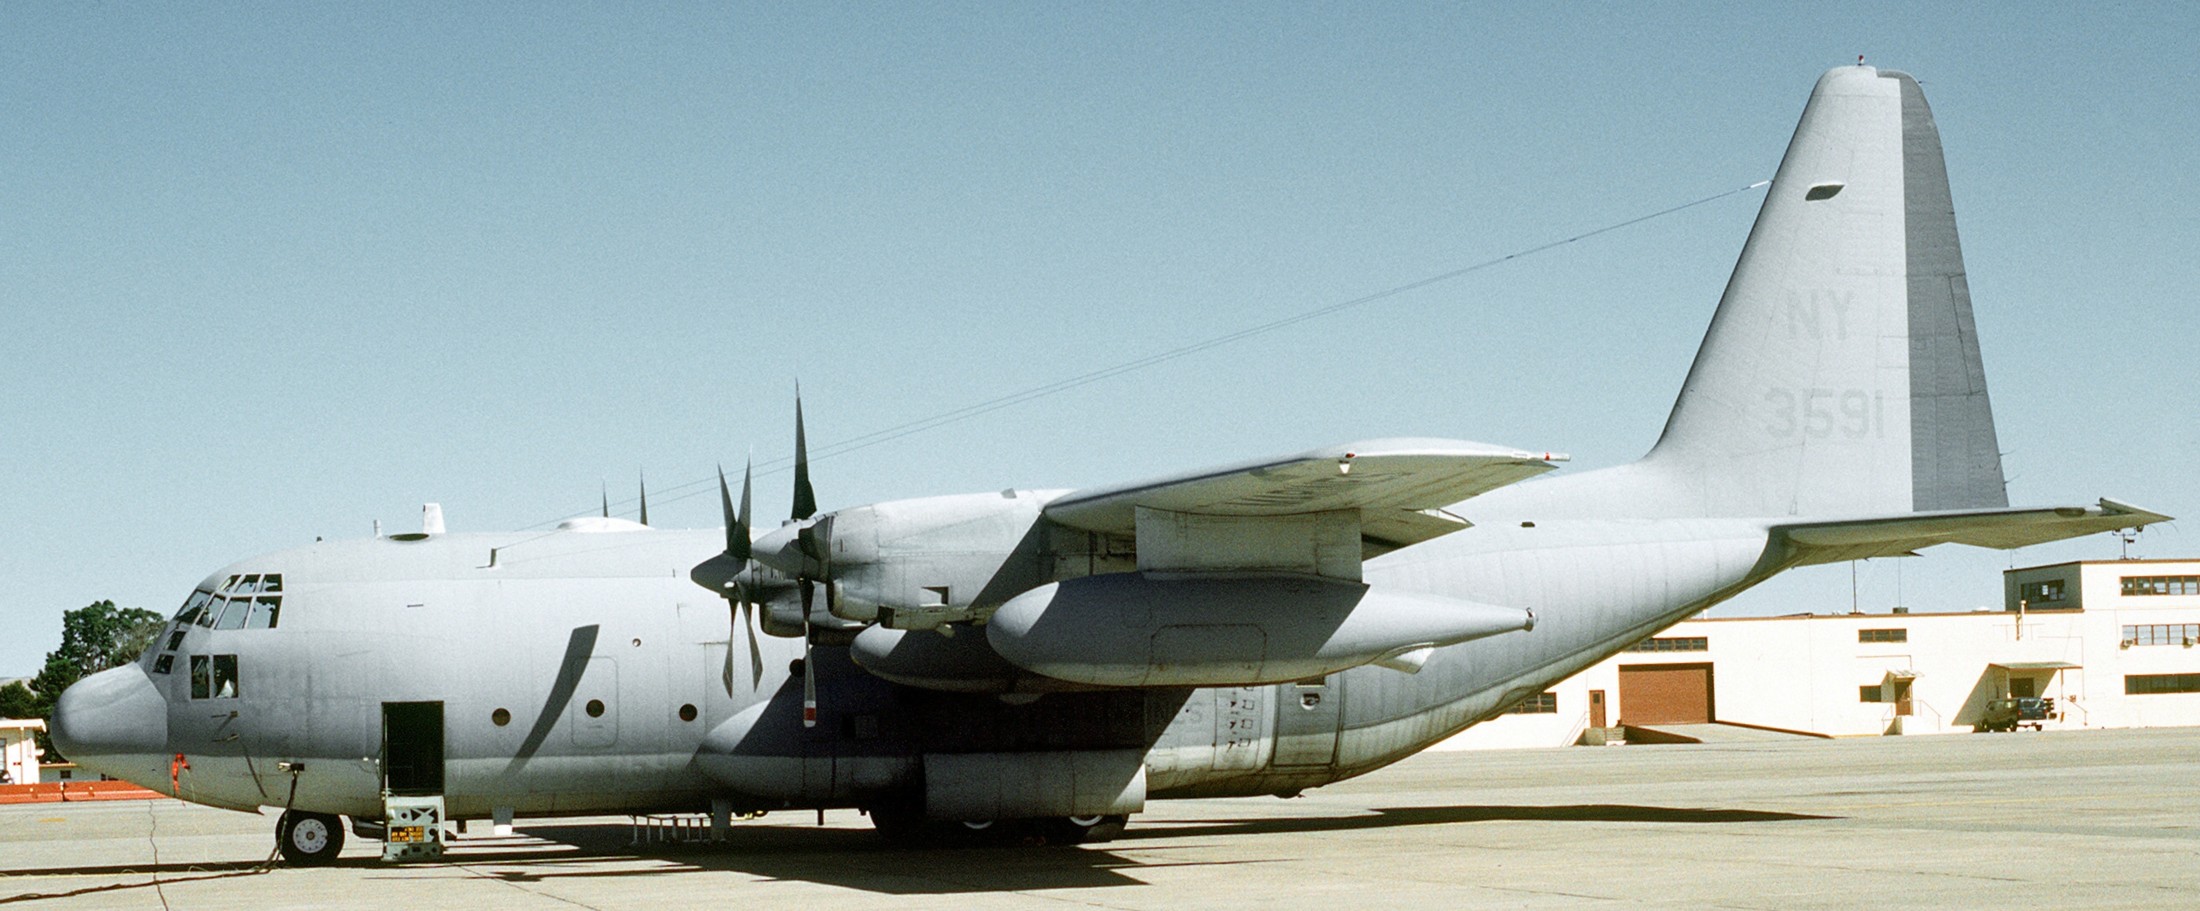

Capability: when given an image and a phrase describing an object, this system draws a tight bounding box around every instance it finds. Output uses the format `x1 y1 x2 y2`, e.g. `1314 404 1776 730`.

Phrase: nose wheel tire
277 810 346 865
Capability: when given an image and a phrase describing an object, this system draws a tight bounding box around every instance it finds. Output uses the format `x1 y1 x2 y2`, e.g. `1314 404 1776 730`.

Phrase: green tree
0 680 37 721
24 600 165 761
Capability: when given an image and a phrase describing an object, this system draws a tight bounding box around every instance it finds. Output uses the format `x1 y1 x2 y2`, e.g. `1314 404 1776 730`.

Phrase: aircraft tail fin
1642 65 2006 518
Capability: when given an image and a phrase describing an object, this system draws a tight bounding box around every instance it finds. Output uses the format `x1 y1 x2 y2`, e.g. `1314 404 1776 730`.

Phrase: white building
1440 559 2200 749
2 719 42 785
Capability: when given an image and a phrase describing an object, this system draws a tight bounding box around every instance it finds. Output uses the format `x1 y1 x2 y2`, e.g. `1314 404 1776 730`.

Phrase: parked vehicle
1977 696 2054 732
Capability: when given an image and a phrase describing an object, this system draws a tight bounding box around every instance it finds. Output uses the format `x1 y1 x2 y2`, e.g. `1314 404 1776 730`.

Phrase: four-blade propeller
684 394 832 727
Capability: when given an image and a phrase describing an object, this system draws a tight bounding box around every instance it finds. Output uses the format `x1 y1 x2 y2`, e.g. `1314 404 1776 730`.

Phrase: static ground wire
528 178 1771 531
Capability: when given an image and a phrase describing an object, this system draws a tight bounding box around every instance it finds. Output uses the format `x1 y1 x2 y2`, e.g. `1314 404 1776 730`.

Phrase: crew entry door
382 701 445 796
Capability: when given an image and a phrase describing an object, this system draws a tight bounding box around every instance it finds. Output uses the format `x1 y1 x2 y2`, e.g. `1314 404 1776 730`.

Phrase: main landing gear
865 800 1129 847
277 809 346 865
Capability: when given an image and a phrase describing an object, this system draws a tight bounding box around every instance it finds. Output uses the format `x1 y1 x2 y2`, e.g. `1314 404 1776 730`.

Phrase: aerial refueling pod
985 572 1534 688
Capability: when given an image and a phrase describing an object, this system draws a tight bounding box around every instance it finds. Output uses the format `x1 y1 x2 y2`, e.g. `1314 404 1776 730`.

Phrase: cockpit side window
189 654 240 699
212 655 239 698
195 597 223 628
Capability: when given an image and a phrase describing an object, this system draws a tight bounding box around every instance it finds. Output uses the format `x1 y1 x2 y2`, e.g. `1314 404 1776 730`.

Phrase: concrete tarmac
5 727 2197 909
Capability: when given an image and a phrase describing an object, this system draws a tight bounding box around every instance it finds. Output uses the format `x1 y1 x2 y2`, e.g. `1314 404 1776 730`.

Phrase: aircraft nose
50 665 170 772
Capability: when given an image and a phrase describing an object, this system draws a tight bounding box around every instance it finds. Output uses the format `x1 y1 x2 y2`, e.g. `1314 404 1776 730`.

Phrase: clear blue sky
4 4 2195 675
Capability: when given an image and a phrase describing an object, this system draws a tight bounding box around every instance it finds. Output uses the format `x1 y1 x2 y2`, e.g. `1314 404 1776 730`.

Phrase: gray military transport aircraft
51 65 2168 865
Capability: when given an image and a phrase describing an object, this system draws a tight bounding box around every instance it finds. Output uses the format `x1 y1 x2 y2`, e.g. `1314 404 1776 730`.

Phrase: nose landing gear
276 810 346 865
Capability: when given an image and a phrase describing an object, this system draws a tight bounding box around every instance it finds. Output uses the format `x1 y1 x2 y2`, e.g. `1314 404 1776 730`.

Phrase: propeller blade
638 470 649 526
741 591 763 688
791 393 817 521
737 460 754 562
800 579 818 728
717 465 746 560
600 484 609 519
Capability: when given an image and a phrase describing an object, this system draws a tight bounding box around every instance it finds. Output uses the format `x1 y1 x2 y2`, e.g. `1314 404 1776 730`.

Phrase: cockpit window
190 655 211 698
174 590 212 624
214 597 250 630
245 597 281 629
181 577 284 632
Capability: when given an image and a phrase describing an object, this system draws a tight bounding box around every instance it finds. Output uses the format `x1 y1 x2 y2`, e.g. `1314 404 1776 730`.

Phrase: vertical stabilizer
1642 66 2006 518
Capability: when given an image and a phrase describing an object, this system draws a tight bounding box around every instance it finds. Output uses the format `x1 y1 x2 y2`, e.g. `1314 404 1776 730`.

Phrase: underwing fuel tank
985 572 1534 687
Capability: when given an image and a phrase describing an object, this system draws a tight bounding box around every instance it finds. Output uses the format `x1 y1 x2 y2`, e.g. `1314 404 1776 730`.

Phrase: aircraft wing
1772 499 2172 566
1045 438 1566 558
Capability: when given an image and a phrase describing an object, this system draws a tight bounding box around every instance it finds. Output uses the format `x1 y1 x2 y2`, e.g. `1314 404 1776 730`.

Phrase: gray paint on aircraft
1890 69 2008 511
504 624 598 774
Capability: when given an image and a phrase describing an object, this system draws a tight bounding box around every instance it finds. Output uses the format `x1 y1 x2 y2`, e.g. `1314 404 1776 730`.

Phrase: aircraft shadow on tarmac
474 803 1836 895
1122 803 1840 840
0 803 1837 900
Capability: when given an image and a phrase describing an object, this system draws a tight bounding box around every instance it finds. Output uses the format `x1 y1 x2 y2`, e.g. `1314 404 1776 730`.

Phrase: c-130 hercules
52 65 2166 864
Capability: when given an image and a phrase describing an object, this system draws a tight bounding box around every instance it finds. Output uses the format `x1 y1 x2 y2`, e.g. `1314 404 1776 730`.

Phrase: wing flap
1045 437 1564 543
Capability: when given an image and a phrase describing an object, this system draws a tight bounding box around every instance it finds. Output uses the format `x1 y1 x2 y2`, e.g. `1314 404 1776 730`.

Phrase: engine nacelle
755 490 1064 630
850 624 1094 694
986 572 1533 687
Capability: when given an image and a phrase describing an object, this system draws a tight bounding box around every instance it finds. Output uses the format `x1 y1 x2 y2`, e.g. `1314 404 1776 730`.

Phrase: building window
1859 628 1908 643
2018 579 2068 605
2121 575 2200 597
2122 624 2200 647
2125 674 2200 695
1627 636 1708 652
1505 691 1559 714
1859 685 1884 703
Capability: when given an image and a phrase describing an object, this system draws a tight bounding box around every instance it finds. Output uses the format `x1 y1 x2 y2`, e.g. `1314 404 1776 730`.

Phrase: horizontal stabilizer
1773 499 2171 566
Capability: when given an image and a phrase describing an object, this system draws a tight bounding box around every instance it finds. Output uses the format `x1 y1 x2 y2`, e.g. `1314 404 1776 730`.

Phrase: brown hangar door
1618 663 1714 725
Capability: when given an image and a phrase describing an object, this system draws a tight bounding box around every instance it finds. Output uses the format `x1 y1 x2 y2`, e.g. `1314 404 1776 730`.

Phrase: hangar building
1441 559 2200 749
